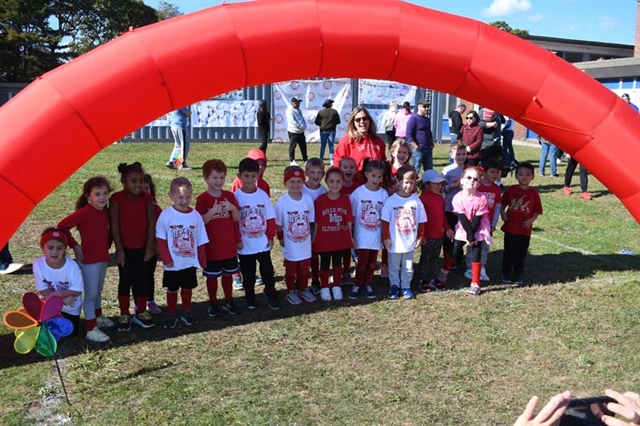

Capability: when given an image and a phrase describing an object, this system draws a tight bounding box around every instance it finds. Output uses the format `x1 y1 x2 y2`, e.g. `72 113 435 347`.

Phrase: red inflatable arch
1 0 639 246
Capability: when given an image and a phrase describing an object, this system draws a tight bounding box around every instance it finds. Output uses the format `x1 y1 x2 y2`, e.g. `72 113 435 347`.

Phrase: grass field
1 141 638 425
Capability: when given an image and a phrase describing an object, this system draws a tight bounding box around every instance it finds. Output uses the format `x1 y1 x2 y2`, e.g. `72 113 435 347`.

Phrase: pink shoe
580 192 592 200
147 301 162 315
563 186 571 195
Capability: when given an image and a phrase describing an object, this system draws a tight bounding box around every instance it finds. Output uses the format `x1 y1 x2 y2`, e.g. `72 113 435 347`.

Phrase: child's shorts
202 257 239 278
163 267 198 292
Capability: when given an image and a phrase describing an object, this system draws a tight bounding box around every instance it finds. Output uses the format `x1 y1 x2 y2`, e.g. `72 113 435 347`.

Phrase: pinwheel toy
3 292 74 404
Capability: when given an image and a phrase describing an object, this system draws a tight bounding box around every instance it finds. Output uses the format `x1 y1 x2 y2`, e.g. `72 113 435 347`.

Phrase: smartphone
567 396 616 408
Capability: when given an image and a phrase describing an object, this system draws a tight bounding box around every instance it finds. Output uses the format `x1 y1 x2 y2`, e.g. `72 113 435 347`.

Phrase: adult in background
286 96 308 166
448 103 466 142
406 100 434 173
333 107 386 171
393 101 412 139
381 100 399 149
563 154 591 200
622 93 639 112
478 106 503 166
315 98 341 162
0 243 23 274
459 110 483 166
501 114 517 175
167 106 191 170
256 100 271 153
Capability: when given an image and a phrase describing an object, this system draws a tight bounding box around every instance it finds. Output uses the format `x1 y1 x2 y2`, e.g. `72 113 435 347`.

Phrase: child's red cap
40 229 69 248
283 169 305 184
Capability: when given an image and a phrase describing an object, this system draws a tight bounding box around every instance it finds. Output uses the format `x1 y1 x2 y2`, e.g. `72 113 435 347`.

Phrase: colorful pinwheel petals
3 292 73 357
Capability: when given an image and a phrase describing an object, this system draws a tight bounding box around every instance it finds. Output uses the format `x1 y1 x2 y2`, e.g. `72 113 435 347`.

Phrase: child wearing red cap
275 165 317 305
34 227 84 336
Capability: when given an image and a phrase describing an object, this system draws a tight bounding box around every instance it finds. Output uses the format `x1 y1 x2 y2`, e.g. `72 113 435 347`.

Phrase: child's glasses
464 176 480 182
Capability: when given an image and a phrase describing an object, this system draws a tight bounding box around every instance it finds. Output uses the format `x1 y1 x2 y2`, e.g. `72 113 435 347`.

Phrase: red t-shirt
195 190 241 261
153 203 162 222
58 205 111 264
312 194 354 253
332 134 386 171
477 182 502 227
501 185 543 237
340 178 362 197
110 190 153 249
419 190 450 239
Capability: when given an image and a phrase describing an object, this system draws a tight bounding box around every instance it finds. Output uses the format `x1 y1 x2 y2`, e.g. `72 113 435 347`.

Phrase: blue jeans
502 130 515 167
412 146 433 173
539 141 558 175
319 130 336 161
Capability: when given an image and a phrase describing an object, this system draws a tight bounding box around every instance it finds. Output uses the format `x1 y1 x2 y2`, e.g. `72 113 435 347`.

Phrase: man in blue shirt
622 93 639 112
167 106 192 170
406 100 434 173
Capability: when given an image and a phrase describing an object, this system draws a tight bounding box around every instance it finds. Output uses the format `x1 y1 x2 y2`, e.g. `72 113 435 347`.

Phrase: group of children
32 141 542 344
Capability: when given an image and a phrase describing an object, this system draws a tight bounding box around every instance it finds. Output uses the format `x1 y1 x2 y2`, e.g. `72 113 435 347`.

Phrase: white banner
273 79 353 143
359 79 418 132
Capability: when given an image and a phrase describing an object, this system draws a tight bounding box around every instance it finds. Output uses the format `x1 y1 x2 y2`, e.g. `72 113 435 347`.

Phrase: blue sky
144 0 637 45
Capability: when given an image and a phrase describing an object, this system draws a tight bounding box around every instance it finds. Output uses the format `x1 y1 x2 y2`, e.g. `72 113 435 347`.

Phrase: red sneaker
563 186 571 195
580 192 592 200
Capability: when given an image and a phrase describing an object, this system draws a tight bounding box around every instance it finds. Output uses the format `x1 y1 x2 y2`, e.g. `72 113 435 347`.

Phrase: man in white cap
286 97 308 166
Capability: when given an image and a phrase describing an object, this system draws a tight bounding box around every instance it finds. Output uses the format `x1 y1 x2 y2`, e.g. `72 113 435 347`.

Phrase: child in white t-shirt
156 177 208 328
34 227 84 337
275 166 317 306
349 160 389 300
382 166 427 300
302 158 327 295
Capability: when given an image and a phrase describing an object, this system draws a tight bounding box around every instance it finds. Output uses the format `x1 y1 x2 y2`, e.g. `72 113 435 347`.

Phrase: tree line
0 0 181 82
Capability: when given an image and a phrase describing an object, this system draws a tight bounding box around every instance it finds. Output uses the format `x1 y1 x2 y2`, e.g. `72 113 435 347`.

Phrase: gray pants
388 251 414 289
79 261 108 321
169 125 190 164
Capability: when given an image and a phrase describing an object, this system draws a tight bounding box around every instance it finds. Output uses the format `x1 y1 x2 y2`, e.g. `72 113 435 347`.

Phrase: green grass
1 142 638 425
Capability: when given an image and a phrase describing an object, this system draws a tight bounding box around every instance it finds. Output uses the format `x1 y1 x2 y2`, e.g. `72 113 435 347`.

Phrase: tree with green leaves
0 0 169 82
490 21 530 36
156 0 183 20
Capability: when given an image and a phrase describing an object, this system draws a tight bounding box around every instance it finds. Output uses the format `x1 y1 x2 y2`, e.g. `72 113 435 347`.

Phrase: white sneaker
480 267 490 281
233 276 244 290
286 291 302 305
331 286 343 301
289 160 299 166
464 269 473 280
300 288 317 303
85 327 110 343
96 315 115 328
320 288 332 301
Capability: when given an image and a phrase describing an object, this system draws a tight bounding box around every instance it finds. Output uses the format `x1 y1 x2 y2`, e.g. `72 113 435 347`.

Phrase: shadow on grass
1 252 636 370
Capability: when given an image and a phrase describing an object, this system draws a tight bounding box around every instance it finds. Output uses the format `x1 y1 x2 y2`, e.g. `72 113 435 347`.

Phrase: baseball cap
421 169 446 184
291 97 301 103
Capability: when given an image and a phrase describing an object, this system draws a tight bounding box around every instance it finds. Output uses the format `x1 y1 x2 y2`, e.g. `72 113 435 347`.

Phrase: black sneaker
166 162 176 170
311 279 321 295
132 311 155 328
163 314 179 329
222 300 238 315
264 290 281 310
207 303 220 318
245 299 257 310
180 312 196 326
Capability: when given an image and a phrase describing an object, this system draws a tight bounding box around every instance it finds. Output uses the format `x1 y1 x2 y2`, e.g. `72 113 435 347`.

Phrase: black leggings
320 251 343 270
450 240 481 263
502 232 531 278
443 212 464 264
564 157 588 192
117 247 149 298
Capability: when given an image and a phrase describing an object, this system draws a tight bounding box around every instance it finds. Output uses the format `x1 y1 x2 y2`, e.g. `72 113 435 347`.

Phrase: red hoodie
231 148 271 196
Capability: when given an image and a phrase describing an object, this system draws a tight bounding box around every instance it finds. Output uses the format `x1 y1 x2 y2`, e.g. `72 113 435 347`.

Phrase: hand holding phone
567 396 616 408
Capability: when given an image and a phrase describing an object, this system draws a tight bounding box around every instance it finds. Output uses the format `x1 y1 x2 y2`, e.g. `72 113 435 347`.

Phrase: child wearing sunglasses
426 166 491 297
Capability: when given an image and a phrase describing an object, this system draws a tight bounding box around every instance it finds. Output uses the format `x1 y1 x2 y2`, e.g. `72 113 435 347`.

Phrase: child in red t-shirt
196 159 242 317
338 156 360 285
110 162 156 331
500 162 543 286
465 158 502 282
143 173 163 315
58 176 113 343
313 167 354 301
417 170 453 292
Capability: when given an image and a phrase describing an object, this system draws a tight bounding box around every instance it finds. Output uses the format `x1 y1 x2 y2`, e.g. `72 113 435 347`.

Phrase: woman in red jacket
459 110 483 166
332 107 386 171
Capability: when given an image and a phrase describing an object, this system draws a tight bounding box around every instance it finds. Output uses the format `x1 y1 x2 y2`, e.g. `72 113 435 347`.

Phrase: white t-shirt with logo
275 193 315 261
156 207 209 271
381 193 428 254
33 256 84 316
234 188 276 255
350 185 389 250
